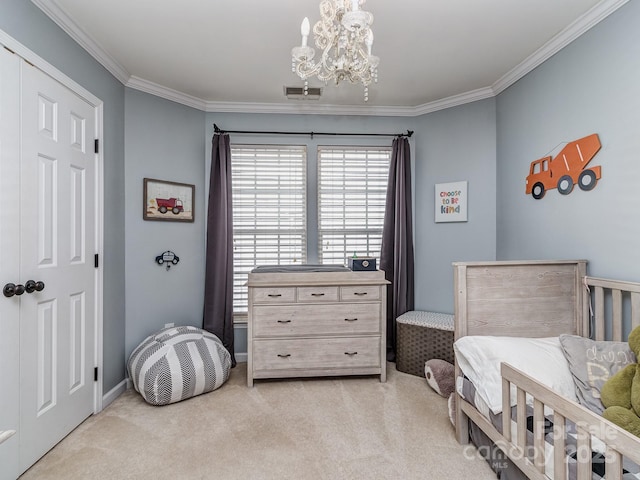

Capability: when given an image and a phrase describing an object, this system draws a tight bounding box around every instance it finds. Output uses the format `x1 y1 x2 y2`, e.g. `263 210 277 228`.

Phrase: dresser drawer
252 287 296 304
340 285 381 301
252 303 381 337
252 336 380 371
297 286 339 302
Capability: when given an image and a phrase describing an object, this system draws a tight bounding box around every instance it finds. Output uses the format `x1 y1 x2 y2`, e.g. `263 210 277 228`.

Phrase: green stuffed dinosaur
601 325 640 437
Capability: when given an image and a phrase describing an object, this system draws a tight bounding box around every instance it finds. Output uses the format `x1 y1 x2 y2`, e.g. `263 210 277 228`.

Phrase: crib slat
533 399 545 473
612 289 623 341
595 286 605 340
553 412 567 480
502 376 511 442
606 447 623 480
576 425 592 480
632 292 640 330
517 388 527 450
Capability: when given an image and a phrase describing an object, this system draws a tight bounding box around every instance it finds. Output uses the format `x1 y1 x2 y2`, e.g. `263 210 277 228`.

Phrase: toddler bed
453 260 640 480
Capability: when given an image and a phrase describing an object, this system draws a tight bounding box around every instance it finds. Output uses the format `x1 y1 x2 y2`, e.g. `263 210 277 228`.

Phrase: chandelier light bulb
301 17 310 47
366 30 374 55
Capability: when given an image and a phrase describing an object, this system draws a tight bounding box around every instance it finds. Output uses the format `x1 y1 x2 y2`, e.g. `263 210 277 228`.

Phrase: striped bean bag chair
128 326 231 406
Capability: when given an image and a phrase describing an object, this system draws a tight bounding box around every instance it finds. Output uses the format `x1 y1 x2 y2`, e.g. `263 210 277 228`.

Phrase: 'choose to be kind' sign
434 181 468 223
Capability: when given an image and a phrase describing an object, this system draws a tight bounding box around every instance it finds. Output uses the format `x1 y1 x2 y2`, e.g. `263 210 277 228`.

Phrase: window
231 145 307 313
317 146 391 265
229 144 390 316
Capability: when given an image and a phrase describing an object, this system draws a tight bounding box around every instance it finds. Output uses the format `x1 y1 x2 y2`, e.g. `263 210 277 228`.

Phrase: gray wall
0 1 126 393
414 99 497 313
496 0 640 282
124 89 206 358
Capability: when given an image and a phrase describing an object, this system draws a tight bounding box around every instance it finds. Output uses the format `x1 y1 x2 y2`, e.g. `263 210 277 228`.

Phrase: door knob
3 283 25 297
24 280 44 293
3 281 44 297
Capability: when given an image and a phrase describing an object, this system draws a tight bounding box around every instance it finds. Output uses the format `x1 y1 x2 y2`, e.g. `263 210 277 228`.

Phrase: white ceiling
32 0 627 116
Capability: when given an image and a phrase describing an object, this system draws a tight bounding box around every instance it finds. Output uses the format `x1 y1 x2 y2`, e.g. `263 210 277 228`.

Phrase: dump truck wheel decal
158 206 168 214
532 182 545 200
578 169 597 191
557 175 574 195
172 207 180 214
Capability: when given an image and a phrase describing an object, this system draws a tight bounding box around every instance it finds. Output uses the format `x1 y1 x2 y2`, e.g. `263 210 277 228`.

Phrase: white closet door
18 60 97 474
0 45 22 480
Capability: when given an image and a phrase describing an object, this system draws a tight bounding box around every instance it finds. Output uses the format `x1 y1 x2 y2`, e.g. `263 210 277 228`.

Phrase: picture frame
434 181 468 223
143 178 195 222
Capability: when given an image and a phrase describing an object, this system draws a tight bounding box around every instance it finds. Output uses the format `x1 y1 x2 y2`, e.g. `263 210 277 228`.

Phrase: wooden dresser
246 269 388 387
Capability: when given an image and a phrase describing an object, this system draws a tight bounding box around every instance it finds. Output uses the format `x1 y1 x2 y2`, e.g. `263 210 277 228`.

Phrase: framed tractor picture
143 178 195 222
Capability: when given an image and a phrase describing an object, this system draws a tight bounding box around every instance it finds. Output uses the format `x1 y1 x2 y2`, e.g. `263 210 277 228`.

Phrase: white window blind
317 146 391 265
231 145 307 313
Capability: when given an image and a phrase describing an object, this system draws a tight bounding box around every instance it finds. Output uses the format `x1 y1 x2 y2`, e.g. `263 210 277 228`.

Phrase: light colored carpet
21 363 497 479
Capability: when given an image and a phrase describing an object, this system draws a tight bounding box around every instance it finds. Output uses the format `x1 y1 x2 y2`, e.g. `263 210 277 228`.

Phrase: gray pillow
559 334 636 414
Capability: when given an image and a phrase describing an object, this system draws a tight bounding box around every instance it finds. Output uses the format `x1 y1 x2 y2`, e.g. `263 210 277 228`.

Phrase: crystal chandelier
291 0 379 102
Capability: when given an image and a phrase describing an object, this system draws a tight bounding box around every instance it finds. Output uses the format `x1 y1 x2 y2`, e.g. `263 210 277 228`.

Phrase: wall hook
155 251 180 271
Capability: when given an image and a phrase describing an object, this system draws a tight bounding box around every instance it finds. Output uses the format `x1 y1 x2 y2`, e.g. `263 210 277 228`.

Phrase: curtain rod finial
213 123 223 134
406 130 414 138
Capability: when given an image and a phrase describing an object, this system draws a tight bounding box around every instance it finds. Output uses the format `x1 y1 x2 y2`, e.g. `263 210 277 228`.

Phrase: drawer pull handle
311 293 325 297
277 320 292 324
344 351 358 356
344 318 358 322
277 354 291 358
267 294 282 298
354 292 368 296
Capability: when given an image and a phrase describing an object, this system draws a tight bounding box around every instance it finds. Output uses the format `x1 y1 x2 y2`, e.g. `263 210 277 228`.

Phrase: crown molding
492 0 629 95
412 87 497 116
204 87 497 117
31 0 130 84
126 76 207 111
32 0 628 116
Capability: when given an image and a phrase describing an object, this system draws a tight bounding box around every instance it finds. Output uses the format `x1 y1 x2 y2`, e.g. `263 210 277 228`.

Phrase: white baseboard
235 352 247 363
102 379 127 409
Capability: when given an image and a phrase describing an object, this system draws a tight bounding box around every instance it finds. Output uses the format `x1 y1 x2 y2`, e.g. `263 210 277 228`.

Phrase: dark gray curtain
380 136 415 362
203 133 236 366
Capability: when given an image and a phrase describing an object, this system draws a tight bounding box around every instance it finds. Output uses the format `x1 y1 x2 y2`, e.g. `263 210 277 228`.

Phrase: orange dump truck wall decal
525 133 602 199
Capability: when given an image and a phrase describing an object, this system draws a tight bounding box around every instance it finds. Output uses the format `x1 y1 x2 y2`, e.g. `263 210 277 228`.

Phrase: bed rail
500 363 640 480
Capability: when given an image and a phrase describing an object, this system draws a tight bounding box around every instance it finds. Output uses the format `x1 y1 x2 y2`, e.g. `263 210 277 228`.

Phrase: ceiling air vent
284 86 322 100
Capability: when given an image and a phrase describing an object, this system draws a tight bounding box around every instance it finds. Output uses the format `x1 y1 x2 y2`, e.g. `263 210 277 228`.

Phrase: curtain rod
213 123 413 139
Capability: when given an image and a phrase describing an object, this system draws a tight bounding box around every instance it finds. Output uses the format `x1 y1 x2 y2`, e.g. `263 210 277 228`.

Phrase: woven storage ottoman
396 311 454 377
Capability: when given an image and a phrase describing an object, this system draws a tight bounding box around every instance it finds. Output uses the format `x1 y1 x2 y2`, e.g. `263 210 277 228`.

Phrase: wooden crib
453 260 640 479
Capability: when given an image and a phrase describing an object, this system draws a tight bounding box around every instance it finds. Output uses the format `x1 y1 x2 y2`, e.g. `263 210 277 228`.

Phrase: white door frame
0 28 105 413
